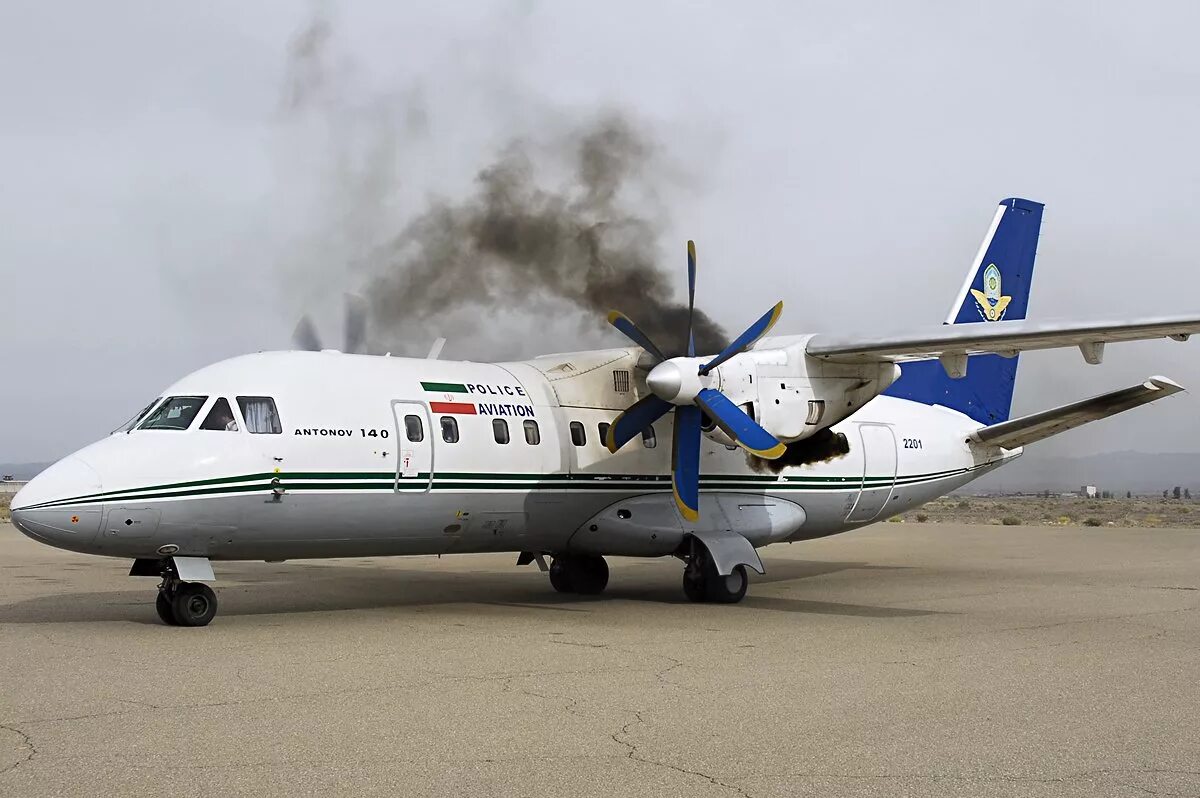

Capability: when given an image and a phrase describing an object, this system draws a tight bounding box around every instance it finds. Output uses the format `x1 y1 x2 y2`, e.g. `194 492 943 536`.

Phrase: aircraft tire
704 563 748 604
155 591 179 625
682 569 707 602
571 555 609 595
549 558 574 593
171 582 218 627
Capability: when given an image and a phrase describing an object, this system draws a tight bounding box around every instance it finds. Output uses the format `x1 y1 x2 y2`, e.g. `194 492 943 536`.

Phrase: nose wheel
156 571 219 627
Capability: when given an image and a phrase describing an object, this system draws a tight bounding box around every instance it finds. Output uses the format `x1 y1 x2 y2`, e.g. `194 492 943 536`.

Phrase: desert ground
2 517 1198 797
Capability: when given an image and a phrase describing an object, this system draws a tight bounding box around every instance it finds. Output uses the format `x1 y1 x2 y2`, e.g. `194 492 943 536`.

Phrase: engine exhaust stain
749 428 850 473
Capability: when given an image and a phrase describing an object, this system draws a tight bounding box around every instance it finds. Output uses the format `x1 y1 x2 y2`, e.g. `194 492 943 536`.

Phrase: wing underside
968 376 1185 450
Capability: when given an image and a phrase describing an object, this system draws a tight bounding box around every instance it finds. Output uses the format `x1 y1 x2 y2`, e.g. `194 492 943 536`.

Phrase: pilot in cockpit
200 398 240 432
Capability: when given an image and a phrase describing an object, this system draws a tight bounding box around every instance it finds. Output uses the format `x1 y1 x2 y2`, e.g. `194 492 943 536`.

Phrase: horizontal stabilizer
968 376 1184 450
807 316 1200 364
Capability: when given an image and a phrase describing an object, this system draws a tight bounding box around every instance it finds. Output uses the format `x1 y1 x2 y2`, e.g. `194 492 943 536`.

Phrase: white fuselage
10 349 1016 563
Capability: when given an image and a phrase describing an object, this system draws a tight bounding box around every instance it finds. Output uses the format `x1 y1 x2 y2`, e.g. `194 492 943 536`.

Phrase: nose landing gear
157 578 219 627
132 557 219 627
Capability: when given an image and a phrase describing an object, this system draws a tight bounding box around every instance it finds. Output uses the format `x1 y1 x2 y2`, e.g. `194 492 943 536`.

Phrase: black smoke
364 115 727 358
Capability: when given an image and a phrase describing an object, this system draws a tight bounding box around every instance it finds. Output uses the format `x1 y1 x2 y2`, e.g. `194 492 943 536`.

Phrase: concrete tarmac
1 522 1197 797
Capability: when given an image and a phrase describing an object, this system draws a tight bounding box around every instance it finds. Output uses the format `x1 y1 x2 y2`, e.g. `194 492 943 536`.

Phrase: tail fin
883 197 1044 424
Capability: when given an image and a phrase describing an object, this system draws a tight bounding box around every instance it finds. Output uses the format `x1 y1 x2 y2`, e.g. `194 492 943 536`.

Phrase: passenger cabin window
115 397 162 433
138 396 208 431
598 422 611 446
235 397 282 434
404 415 424 442
523 419 540 445
200 398 240 431
441 416 460 443
569 421 586 447
493 418 510 445
642 426 657 449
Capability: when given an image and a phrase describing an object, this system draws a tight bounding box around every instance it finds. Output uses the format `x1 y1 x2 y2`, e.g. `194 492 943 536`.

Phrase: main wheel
705 563 748 604
171 582 218 627
156 591 179 625
549 558 574 593
682 568 706 603
571 556 609 595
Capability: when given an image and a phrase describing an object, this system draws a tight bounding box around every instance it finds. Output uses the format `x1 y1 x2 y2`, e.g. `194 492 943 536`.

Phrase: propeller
604 241 787 522
292 294 370 354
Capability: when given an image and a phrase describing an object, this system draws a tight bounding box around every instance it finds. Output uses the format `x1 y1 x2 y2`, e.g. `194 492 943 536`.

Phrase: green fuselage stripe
17 463 995 510
421 382 469 393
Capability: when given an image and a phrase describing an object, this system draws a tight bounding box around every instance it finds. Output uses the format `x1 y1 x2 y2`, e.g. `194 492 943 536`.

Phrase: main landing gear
548 554 610 595
681 540 749 604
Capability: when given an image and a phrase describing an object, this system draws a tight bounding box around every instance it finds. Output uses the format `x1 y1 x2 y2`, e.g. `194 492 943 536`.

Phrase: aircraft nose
10 457 104 546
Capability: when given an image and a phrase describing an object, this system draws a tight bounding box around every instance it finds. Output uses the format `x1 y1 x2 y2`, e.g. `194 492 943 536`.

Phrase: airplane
9 197 1200 627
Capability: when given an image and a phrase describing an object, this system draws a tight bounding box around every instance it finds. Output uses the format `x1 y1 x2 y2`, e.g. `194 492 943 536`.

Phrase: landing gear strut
681 540 748 604
155 563 218 627
548 554 609 595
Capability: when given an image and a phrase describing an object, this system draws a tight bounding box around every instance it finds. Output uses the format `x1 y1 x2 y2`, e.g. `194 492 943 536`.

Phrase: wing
806 315 1200 364
969 376 1184 450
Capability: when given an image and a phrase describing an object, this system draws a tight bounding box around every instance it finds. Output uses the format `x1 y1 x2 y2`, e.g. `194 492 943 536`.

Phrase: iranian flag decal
430 401 477 415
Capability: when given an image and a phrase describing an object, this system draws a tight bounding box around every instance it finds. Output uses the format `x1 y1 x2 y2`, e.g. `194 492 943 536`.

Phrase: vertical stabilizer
883 198 1044 424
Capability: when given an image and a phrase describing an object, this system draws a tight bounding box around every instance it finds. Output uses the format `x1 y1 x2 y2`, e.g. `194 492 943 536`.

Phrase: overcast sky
3 1 1200 462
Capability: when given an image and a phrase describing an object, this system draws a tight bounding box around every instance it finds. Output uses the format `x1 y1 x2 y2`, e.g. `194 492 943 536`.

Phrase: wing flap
806 316 1200 363
968 376 1185 450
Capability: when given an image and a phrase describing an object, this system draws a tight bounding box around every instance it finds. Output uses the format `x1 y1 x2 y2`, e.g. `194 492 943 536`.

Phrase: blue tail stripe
883 197 1044 425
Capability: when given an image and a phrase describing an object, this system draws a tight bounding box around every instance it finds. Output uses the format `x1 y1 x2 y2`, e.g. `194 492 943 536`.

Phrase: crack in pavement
610 710 753 798
0 722 38 776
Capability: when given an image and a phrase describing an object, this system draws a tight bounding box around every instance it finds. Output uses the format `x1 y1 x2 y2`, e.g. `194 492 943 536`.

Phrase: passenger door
845 423 897 522
390 401 433 493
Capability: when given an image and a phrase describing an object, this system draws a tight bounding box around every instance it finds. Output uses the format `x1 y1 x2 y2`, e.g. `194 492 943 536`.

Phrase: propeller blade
671 404 702 522
686 240 697 357
344 294 368 354
293 315 322 351
607 310 667 363
699 300 784 375
606 394 673 453
694 388 787 459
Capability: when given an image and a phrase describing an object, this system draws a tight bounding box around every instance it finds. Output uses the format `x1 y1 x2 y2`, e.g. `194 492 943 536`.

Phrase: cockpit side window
115 398 162 433
236 397 282 434
200 398 240 431
138 396 209 431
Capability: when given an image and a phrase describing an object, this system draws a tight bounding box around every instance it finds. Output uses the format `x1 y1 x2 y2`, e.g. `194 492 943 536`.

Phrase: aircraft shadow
0 558 941 624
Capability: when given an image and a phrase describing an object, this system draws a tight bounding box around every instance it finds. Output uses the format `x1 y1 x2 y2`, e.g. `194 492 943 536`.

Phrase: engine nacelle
710 334 900 443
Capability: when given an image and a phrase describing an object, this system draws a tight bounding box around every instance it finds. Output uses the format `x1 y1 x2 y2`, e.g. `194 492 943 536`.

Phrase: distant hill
966 450 1200 496
0 463 49 481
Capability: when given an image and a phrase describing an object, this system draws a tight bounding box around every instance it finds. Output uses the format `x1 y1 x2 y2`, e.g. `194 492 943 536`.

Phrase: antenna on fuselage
426 338 447 360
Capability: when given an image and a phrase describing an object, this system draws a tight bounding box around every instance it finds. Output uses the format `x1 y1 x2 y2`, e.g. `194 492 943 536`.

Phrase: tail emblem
970 263 1012 321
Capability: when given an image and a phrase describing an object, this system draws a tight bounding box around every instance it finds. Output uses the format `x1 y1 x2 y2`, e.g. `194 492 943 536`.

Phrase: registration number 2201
902 438 923 449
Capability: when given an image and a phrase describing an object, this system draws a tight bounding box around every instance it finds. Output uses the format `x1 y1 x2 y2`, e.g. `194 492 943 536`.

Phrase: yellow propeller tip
673 489 699 523
754 442 788 460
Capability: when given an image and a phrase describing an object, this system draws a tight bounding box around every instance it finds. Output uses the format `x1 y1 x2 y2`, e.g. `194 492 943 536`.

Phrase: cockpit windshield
114 398 163 433
137 396 209 431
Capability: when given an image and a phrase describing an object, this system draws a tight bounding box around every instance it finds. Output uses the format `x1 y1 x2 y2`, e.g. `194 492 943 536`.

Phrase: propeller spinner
605 241 786 521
